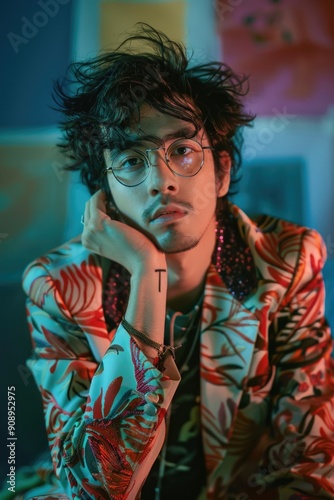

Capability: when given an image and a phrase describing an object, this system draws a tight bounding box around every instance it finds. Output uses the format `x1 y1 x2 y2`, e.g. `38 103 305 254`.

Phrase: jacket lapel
200 204 291 487
200 264 259 475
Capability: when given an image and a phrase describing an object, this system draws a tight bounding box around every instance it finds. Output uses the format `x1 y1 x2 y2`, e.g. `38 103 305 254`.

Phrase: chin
156 235 200 254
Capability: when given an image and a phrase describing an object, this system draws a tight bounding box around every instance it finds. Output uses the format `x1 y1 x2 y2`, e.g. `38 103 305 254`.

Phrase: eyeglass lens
111 138 204 186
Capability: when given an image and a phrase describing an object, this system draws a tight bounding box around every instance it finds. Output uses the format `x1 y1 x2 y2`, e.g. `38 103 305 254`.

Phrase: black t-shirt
141 306 207 500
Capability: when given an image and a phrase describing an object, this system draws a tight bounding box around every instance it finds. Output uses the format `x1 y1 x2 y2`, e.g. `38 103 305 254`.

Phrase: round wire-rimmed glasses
104 138 214 187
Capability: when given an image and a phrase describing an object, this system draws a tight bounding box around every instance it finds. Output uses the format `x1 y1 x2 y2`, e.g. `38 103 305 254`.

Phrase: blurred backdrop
1 0 334 476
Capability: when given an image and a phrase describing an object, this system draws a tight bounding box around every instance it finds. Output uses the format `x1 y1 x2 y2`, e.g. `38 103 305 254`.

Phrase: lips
150 205 187 223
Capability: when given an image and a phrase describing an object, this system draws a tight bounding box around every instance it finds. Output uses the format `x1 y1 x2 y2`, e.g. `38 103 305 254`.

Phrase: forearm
23 249 176 498
124 256 167 358
28 333 176 499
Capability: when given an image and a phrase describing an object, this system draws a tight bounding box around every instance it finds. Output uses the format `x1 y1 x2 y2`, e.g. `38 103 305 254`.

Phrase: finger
94 190 122 221
88 191 110 231
94 190 108 214
89 190 106 216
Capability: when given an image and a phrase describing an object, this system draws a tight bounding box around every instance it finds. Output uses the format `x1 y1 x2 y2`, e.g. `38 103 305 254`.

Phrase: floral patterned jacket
20 203 334 499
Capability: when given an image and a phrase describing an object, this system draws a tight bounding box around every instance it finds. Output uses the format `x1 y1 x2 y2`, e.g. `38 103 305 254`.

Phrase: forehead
126 104 200 142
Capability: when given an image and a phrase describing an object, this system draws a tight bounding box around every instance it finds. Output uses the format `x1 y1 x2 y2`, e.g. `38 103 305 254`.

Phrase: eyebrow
126 126 198 148
161 126 197 141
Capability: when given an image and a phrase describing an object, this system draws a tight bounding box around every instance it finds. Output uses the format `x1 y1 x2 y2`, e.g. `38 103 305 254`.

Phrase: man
15 25 334 499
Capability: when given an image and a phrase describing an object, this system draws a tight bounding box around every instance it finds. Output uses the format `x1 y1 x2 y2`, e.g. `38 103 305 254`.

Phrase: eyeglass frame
103 137 214 187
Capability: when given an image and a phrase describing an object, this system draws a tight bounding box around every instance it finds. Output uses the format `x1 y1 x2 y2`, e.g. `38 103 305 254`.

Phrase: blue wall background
0 0 73 480
1 1 72 128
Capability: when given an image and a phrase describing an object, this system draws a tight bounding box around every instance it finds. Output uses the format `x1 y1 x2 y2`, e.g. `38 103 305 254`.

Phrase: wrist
121 317 179 371
131 252 166 277
130 266 168 298
125 254 167 347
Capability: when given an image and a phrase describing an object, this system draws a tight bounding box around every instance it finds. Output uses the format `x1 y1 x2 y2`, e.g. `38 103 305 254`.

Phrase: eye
122 157 144 169
173 145 192 156
113 151 146 171
168 139 200 158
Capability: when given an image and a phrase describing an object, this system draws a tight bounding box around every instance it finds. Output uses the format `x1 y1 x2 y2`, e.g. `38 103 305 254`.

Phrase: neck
166 217 216 313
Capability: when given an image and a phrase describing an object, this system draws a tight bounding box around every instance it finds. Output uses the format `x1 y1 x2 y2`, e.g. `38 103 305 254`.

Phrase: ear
216 151 232 197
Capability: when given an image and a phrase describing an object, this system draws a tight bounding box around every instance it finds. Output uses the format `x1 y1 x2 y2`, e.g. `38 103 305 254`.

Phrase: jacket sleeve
23 260 180 499
254 229 334 498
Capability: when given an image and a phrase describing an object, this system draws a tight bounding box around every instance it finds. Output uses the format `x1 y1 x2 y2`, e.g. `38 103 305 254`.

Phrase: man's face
104 105 230 253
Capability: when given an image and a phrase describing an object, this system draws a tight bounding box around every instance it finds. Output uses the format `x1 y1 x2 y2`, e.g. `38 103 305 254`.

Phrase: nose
146 149 179 196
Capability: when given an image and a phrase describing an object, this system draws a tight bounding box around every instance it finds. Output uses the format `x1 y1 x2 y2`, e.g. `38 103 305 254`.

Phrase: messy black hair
54 23 254 196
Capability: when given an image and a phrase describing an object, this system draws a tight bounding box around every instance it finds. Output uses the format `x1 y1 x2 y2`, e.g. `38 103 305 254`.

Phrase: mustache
142 198 193 221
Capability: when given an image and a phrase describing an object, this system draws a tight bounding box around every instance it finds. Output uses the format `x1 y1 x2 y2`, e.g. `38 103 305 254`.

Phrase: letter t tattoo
155 269 167 292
